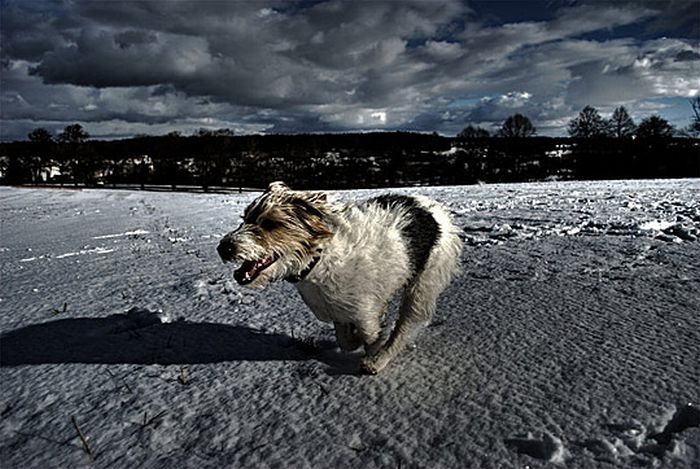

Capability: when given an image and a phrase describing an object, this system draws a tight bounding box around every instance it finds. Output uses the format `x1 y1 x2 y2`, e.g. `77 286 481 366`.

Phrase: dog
217 182 462 374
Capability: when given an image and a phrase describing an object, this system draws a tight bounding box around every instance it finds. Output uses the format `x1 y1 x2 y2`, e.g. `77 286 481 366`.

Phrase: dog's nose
217 239 236 262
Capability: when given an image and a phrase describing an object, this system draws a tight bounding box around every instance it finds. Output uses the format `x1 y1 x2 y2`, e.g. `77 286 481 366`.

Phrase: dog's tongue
234 260 258 285
234 257 274 285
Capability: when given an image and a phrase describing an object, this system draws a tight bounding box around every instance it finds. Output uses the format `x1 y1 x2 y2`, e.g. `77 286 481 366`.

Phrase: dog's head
218 181 334 288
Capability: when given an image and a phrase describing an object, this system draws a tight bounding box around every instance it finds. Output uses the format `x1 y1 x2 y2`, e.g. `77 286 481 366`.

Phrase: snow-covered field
1 179 699 468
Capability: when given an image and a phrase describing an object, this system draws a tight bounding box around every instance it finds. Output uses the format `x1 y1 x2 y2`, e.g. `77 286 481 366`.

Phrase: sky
1 0 698 140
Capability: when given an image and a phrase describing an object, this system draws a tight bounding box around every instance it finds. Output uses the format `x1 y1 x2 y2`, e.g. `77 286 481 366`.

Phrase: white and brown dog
217 182 462 374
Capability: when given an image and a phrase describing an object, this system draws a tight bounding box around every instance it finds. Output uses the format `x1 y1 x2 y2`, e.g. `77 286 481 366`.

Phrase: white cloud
371 111 387 124
498 92 532 107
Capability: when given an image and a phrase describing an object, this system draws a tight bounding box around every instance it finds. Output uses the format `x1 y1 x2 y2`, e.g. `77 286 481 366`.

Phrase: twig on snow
71 416 93 458
132 410 168 435
105 368 133 393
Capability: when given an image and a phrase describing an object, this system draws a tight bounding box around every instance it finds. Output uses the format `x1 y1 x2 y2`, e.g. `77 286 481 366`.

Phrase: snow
93 230 151 240
438 146 460 156
54 247 117 259
1 179 699 468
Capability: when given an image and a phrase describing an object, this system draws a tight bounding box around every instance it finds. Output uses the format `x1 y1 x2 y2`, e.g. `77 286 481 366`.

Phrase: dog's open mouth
234 255 277 285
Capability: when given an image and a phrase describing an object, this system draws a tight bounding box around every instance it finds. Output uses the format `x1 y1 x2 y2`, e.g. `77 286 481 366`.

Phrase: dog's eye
259 218 279 230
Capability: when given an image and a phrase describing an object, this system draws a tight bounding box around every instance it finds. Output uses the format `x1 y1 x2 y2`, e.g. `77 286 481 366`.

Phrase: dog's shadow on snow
0 308 357 373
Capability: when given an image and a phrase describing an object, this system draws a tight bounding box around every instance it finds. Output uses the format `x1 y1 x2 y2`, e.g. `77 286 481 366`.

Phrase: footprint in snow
505 432 567 463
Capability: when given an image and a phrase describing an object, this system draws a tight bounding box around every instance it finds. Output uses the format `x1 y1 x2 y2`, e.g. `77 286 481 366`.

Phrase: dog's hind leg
360 276 438 375
334 322 362 351
351 315 384 357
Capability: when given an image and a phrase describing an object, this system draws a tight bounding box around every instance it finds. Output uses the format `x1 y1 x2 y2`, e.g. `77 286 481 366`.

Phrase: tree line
1 102 698 190
459 100 700 140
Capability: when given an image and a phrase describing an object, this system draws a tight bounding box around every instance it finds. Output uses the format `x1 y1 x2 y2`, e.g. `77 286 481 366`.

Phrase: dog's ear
267 181 289 193
291 197 334 238
306 192 327 204
292 197 326 219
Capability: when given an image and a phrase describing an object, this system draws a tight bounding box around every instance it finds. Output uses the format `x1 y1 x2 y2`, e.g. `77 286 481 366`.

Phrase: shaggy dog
218 182 462 374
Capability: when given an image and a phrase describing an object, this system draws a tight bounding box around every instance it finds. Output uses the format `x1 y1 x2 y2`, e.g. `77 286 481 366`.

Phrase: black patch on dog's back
369 195 440 276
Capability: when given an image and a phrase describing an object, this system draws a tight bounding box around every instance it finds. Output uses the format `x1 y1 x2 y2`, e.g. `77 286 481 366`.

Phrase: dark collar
285 253 322 283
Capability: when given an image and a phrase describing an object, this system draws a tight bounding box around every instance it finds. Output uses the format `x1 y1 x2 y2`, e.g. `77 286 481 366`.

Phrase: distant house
545 143 573 159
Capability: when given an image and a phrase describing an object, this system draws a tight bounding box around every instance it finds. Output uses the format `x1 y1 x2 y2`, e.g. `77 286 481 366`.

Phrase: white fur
299 196 462 373
220 184 463 374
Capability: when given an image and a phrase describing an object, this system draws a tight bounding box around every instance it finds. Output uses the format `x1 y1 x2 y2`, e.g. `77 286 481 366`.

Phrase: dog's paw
360 356 389 375
359 360 379 375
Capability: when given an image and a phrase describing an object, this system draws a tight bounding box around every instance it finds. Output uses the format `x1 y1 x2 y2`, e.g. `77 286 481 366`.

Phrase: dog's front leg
352 318 385 373
333 322 362 351
360 321 415 375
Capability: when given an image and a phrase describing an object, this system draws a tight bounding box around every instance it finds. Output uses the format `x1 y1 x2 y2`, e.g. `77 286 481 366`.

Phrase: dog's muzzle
217 238 236 263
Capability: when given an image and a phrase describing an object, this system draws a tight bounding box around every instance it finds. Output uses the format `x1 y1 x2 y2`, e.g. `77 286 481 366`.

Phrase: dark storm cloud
1 0 698 140
640 0 700 36
675 50 700 62
26 0 469 108
113 30 158 49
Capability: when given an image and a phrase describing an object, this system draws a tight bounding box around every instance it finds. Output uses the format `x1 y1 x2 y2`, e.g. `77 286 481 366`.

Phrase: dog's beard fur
220 182 334 288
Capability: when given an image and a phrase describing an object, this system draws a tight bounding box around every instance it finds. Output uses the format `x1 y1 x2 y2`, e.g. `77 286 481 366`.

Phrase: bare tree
636 115 675 140
687 97 700 137
458 125 490 139
497 114 536 138
57 124 90 185
27 127 55 183
607 106 636 138
58 124 90 143
28 127 54 144
568 106 607 138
